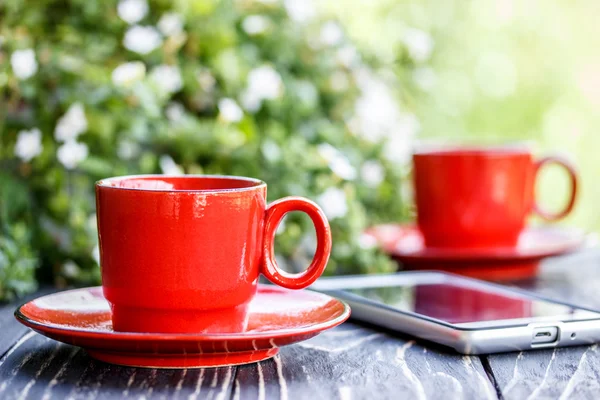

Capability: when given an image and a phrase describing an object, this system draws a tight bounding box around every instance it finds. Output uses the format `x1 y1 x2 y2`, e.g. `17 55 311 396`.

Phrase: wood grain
486 249 600 400
0 288 54 359
235 323 496 400
0 331 236 400
3 249 600 399
0 318 494 399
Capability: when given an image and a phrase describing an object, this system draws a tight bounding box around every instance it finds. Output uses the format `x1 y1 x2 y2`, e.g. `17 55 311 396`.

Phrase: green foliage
0 224 38 302
0 0 419 299
0 173 38 301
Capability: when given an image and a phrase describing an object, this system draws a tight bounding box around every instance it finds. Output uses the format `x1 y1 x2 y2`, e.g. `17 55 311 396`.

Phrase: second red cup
413 144 578 249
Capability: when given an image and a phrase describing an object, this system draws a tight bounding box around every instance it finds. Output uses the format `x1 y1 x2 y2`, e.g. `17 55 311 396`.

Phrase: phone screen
347 279 600 327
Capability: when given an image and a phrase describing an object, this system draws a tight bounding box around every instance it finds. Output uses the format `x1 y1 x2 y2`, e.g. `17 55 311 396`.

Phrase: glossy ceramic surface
15 285 350 368
413 148 578 249
365 224 585 281
96 175 332 334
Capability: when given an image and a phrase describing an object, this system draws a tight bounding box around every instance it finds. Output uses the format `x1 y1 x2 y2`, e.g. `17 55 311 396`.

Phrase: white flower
62 260 80 278
330 71 349 91
261 140 281 163
317 143 356 180
57 140 89 169
317 187 348 220
158 12 184 36
248 66 283 100
475 51 517 98
117 0 148 24
242 15 270 35
361 161 385 187
241 65 283 112
358 233 378 249
383 114 420 164
336 45 359 68
240 91 262 113
320 21 344 46
150 64 183 94
123 25 162 55
166 102 185 122
111 61 146 87
197 70 216 92
402 28 434 62
296 80 318 106
283 0 315 23
92 244 100 265
14 128 43 162
329 157 356 181
54 103 88 142
218 98 244 123
351 68 409 143
350 68 420 159
317 143 338 161
117 140 140 160
159 154 183 175
10 49 38 80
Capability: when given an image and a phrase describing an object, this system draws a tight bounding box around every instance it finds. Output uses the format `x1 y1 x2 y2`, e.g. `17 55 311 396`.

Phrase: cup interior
97 175 265 192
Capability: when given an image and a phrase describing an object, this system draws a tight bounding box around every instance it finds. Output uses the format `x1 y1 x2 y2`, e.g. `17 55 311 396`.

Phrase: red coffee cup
413 145 578 248
96 175 332 334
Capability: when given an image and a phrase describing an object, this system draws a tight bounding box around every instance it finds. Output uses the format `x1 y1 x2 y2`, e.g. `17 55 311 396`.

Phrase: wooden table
1 249 600 400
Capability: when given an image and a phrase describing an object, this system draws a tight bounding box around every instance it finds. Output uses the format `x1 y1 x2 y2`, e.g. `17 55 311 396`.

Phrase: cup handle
532 155 579 221
261 196 332 289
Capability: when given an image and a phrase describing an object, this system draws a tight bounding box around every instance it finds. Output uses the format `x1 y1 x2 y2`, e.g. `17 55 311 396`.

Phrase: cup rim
96 174 267 193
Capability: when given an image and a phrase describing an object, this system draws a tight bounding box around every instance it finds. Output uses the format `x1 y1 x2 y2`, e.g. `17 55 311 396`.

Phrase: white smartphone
310 271 600 354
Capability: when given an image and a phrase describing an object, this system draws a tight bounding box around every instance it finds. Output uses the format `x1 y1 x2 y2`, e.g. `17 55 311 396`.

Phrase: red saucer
365 224 586 281
15 285 350 369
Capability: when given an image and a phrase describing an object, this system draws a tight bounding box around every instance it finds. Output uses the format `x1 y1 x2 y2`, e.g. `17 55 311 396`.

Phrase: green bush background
2 0 599 301
0 0 423 301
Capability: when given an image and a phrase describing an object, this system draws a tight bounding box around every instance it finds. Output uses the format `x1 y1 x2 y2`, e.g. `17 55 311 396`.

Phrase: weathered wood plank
0 288 54 358
0 325 497 400
236 323 497 400
9 248 599 400
486 249 600 400
487 346 600 399
0 332 236 400
0 284 500 399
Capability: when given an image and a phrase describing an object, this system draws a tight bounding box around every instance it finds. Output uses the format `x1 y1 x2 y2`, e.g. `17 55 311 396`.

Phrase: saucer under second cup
365 224 586 281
